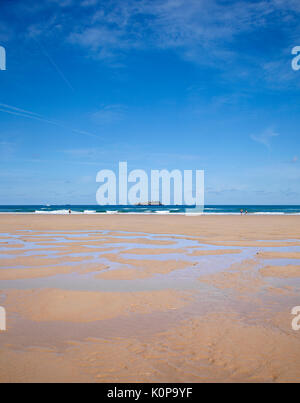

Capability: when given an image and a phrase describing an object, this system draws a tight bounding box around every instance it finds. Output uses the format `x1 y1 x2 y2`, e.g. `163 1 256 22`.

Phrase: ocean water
0 205 300 215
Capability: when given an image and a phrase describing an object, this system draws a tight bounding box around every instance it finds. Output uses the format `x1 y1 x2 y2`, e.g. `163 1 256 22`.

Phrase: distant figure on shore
240 209 243 215
68 209 71 214
245 210 248 215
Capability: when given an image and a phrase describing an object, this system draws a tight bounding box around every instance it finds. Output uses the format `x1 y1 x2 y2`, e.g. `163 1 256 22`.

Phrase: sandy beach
0 214 300 382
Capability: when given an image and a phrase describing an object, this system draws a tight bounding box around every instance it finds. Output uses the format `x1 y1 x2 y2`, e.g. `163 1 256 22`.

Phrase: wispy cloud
80 0 98 7
0 140 15 159
49 0 74 7
251 128 280 148
2 0 297 85
0 102 99 139
65 0 300 67
92 104 127 124
63 147 100 157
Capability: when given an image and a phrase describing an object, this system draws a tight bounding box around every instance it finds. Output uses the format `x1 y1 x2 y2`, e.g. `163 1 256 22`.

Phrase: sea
0 205 300 215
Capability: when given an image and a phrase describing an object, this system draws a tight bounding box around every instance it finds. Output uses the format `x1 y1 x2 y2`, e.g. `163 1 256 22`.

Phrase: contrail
33 38 75 92
0 103 43 117
0 102 100 139
0 107 65 127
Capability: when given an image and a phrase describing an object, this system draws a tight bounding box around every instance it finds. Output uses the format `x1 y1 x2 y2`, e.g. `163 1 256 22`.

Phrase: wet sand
0 213 300 239
260 265 300 278
0 214 300 383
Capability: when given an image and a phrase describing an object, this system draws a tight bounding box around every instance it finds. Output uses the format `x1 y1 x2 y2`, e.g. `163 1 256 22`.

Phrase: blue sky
0 0 300 204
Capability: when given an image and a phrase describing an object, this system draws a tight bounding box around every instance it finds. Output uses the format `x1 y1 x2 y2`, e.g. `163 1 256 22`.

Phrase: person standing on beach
240 209 243 215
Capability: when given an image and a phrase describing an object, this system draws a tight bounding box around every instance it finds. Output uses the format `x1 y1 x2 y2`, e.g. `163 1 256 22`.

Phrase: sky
0 0 300 205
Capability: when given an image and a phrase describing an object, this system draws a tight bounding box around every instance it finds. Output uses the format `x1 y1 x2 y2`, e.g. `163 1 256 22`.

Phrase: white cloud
81 0 99 7
65 0 300 66
251 128 280 148
92 104 127 124
63 148 98 157
5 0 300 83
0 140 15 159
49 0 73 7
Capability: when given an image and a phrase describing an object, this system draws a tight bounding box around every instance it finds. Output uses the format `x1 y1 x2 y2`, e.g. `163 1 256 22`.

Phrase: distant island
135 201 162 206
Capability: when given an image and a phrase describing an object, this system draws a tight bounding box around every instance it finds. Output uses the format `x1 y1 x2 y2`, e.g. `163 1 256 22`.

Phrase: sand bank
0 214 299 240
260 265 300 278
